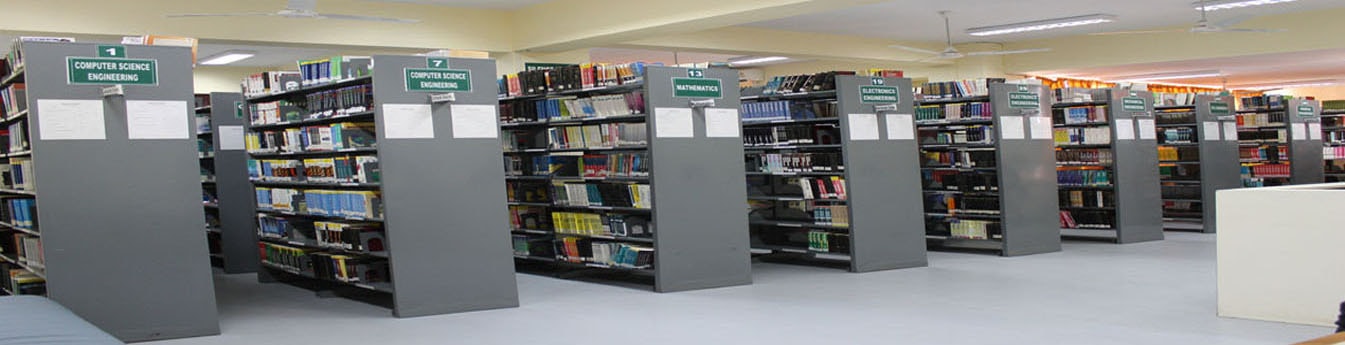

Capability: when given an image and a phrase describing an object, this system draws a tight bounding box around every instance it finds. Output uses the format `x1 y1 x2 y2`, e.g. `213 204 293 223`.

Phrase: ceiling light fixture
966 14 1117 37
1194 0 1297 11
1232 79 1341 90
729 56 789 66
199 50 256 65
1112 70 1223 82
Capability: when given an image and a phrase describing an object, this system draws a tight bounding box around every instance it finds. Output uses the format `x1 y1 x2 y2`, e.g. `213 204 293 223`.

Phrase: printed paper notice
383 103 434 139
37 99 106 140
654 107 694 138
1203 121 1221 141
1222 122 1238 142
848 113 879 141
449 104 498 139
1029 117 1053 140
1309 123 1323 140
126 100 189 140
884 114 914 140
705 108 741 138
1115 119 1135 140
1137 119 1157 140
1292 123 1308 140
218 125 245 150
1000 116 1025 140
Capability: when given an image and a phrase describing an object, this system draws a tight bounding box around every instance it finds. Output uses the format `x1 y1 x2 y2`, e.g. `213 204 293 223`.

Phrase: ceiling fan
165 0 419 23
1091 0 1284 36
889 11 1051 61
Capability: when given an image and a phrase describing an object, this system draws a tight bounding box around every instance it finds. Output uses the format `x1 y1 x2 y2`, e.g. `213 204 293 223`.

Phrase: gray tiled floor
154 232 1330 345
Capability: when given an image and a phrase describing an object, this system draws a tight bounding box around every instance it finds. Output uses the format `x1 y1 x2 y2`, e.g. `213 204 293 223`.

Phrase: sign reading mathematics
672 69 722 99
67 57 158 85
404 68 472 93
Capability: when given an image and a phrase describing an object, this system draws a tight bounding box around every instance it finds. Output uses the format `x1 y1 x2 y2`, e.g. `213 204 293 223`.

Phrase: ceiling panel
743 0 1345 43
589 47 746 66
359 0 552 9
1029 48 1345 88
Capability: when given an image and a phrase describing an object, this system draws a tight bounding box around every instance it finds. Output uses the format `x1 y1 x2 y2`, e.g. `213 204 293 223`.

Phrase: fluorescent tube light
729 56 788 66
200 51 256 65
1195 0 1297 11
967 14 1116 37
1113 70 1222 82
1233 80 1341 90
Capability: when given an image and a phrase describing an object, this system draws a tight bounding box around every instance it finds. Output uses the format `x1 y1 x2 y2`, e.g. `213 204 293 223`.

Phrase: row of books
248 100 304 125
1060 189 1114 208
303 85 373 119
1160 128 1196 144
922 170 998 193
740 99 840 123
1155 110 1197 125
743 124 840 147
1 84 24 116
257 216 386 253
499 62 648 97
259 243 390 284
792 177 848 200
940 219 1001 241
510 92 646 122
255 188 383 219
1239 146 1288 161
914 102 994 123
1060 210 1114 230
808 205 849 227
195 113 211 134
1239 95 1289 110
196 138 213 155
5 37 74 74
578 153 648 178
1325 131 1345 145
512 235 552 257
242 71 301 97
1056 148 1114 165
1242 163 1290 178
1153 93 1210 107
1236 112 1286 127
247 156 381 184
918 125 992 144
925 194 1000 215
920 150 996 168
1052 88 1098 103
245 122 377 154
4 158 33 191
1054 105 1109 125
1161 184 1201 200
556 238 654 269
1054 127 1111 145
4 234 41 271
551 212 653 238
552 182 652 209
2 198 36 229
759 71 850 95
1058 170 1112 187
1158 146 1199 162
2 264 44 295
750 152 844 173
547 123 648 150
297 56 371 87
507 205 548 230
917 79 1004 100
1237 129 1284 142
1159 165 1199 182
807 231 849 253
1324 146 1345 160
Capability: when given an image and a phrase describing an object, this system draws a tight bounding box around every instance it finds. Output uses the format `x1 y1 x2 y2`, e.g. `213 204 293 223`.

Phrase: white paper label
449 104 498 139
1292 123 1308 140
884 114 914 140
1309 123 1323 141
1203 121 1221 141
218 125 246 150
126 100 189 140
1222 122 1238 142
1137 119 1157 140
1029 117 1052 140
705 108 741 138
383 103 434 139
1000 116 1025 140
36 99 106 140
848 113 879 141
1115 119 1135 140
654 107 694 138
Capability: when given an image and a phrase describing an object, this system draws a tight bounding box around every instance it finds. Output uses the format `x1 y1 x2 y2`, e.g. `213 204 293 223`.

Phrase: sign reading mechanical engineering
1123 97 1147 112
1298 104 1316 117
859 85 899 104
1210 102 1231 115
67 57 158 85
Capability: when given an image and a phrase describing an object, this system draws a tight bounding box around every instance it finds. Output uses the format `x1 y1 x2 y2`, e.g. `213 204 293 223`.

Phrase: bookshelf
196 92 256 273
915 82 1061 256
1154 95 1241 233
0 41 219 341
1321 100 1345 182
246 55 518 316
1236 96 1323 187
1050 88 1163 243
499 64 752 292
739 73 926 272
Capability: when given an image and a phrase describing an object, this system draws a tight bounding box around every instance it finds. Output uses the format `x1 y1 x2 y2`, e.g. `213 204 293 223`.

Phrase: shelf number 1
97 45 125 58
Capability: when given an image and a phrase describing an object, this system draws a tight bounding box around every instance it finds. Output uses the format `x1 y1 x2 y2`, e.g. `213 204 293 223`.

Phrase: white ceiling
744 0 1345 43
1030 48 1345 88
359 0 552 9
0 31 425 68
589 47 746 66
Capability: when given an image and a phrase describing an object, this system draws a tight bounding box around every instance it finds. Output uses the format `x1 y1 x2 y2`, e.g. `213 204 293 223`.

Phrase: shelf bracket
101 85 125 98
874 104 900 113
689 99 715 108
429 93 456 103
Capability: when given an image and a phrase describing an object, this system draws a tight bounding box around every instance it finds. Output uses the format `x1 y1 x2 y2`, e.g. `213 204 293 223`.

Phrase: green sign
427 57 450 70
1008 92 1040 109
234 101 246 119
859 85 899 104
66 57 158 85
671 77 722 99
1210 102 1231 115
1298 104 1316 117
97 45 125 58
404 68 472 93
1122 97 1147 112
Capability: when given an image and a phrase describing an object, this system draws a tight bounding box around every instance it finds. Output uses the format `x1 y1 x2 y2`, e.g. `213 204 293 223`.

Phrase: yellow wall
1267 86 1345 101
193 66 270 93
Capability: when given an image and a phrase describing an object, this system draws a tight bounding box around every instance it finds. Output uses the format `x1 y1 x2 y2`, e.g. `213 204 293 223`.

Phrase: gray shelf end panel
1288 99 1325 184
208 92 258 273
371 56 519 316
645 66 752 292
835 75 927 272
1108 89 1164 243
1196 95 1242 234
23 42 220 341
992 84 1061 256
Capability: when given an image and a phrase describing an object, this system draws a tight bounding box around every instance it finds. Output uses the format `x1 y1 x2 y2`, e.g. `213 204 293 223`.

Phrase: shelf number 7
428 57 449 69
